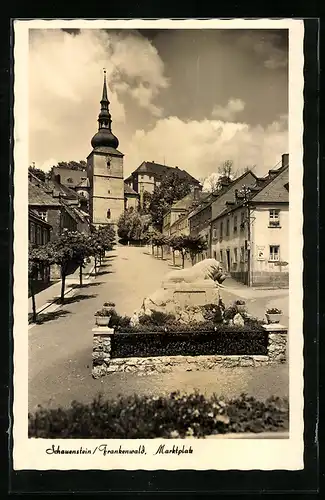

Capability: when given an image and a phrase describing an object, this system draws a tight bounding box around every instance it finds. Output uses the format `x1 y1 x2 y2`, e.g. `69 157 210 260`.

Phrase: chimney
193 185 201 201
282 153 289 168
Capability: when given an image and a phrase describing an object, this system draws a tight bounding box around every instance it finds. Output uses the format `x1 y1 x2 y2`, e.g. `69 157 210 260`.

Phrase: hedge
28 392 289 438
110 329 268 358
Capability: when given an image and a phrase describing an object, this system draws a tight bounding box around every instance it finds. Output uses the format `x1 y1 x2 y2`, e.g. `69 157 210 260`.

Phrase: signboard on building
256 246 266 260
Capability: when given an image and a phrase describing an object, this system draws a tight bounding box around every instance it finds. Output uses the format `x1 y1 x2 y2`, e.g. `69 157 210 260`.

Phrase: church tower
87 70 124 227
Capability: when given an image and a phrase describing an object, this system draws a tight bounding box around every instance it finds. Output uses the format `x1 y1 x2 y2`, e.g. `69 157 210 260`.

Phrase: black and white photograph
13 19 304 471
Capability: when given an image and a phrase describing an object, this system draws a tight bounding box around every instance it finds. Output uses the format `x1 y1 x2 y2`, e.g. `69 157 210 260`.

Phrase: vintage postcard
13 18 304 471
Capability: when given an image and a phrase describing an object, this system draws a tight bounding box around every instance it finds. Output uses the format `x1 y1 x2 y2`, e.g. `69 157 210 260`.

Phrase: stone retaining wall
92 324 288 379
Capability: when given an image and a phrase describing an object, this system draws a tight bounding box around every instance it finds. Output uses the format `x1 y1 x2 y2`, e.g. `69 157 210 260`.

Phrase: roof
45 179 80 200
29 180 61 207
87 146 124 158
76 178 90 188
188 170 258 220
124 183 139 196
28 209 52 228
212 164 289 221
132 161 200 185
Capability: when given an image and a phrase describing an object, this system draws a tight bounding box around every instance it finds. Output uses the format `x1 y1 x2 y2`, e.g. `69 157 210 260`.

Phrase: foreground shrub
28 392 289 439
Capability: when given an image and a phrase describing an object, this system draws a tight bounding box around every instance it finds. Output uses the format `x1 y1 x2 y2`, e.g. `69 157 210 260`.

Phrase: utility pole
242 185 251 287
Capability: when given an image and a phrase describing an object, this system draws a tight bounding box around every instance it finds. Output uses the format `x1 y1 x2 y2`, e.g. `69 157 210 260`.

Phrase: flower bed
110 328 268 358
28 392 289 439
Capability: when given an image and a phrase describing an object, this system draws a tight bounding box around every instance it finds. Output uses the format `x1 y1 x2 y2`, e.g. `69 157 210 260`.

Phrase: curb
29 284 77 321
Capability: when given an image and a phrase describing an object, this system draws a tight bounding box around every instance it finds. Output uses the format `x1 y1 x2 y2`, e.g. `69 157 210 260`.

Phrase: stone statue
139 259 227 322
163 258 227 287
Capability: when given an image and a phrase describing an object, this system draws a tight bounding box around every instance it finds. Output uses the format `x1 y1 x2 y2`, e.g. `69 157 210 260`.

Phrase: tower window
106 156 111 167
107 209 111 219
67 178 73 183
108 189 111 194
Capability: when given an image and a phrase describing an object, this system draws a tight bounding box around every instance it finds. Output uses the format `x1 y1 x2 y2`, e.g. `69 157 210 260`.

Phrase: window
107 209 111 219
269 245 280 262
31 223 36 243
240 246 245 262
269 209 280 227
234 247 238 263
240 211 245 230
36 226 42 245
220 250 223 262
226 218 230 236
108 189 111 194
67 178 73 183
233 215 238 233
213 251 217 259
37 210 48 221
220 222 223 239
212 228 217 240
106 156 111 167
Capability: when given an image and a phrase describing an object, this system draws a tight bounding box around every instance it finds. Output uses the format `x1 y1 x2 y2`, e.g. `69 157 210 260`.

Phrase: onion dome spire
91 69 119 149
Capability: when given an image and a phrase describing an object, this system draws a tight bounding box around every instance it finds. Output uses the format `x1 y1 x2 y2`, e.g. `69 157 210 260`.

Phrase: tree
68 232 94 287
149 171 193 230
89 225 115 272
151 232 169 260
28 165 46 182
28 244 51 322
218 159 234 180
169 235 187 268
46 230 79 303
117 209 151 243
183 235 208 265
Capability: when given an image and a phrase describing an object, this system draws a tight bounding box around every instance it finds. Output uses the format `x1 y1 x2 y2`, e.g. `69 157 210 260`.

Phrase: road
28 245 289 412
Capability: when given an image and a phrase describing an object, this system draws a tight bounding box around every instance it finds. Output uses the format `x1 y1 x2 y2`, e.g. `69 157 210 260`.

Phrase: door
226 249 231 272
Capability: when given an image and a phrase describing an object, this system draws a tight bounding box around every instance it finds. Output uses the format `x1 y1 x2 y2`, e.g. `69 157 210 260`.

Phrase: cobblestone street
28 245 289 412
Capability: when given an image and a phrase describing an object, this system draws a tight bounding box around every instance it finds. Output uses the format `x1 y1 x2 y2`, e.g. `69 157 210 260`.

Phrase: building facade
211 154 289 287
87 71 125 227
125 162 201 198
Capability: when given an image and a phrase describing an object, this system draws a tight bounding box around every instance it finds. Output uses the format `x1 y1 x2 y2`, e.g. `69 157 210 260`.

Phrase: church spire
101 69 109 103
91 69 119 150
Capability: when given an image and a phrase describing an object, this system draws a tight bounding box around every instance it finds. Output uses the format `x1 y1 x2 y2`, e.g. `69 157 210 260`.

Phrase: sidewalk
28 258 95 317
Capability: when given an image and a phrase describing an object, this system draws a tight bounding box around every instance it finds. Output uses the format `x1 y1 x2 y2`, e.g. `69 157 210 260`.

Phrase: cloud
211 98 245 121
29 29 168 165
236 31 288 70
124 115 288 179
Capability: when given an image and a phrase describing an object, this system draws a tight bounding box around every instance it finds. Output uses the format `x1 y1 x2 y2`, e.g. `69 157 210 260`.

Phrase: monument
139 259 227 323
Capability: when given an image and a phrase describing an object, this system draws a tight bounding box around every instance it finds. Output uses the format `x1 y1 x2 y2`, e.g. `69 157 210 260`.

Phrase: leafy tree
149 171 194 230
169 235 187 268
183 235 208 265
28 165 46 182
46 230 80 303
67 232 94 287
117 209 151 243
28 244 51 322
152 232 169 260
89 225 115 272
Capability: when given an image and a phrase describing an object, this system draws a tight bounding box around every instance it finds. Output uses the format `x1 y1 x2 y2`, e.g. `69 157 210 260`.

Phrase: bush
108 309 131 329
28 392 289 438
139 311 176 327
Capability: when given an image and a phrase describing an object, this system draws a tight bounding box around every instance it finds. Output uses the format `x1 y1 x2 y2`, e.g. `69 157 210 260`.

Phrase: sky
28 28 288 182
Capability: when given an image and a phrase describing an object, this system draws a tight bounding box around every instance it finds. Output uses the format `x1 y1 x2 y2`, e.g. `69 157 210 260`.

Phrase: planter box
265 313 282 324
95 316 110 327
